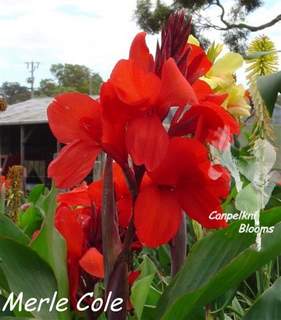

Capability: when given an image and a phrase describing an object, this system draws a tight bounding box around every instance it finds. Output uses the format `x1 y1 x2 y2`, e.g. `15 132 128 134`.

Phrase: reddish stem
170 213 187 276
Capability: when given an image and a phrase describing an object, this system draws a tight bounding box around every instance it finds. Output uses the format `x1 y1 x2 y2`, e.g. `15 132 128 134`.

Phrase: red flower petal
79 247 104 278
47 93 102 144
88 180 103 209
117 196 132 228
48 140 100 188
129 32 154 72
128 271 140 285
186 44 212 84
126 115 169 171
192 80 228 105
157 58 198 117
177 183 228 229
57 184 91 207
55 205 84 258
192 80 212 101
68 257 80 309
170 103 240 149
110 59 160 107
149 137 209 187
209 164 231 199
100 82 129 163
135 185 182 247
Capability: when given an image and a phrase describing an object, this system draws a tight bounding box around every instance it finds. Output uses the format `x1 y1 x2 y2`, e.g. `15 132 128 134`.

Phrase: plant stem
102 156 122 286
102 156 128 319
170 213 187 276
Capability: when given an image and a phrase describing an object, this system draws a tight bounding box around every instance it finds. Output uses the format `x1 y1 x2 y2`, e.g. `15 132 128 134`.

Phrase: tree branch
205 0 281 32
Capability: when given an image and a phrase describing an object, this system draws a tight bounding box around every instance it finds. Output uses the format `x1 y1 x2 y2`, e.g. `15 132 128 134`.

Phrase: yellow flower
186 36 251 117
201 45 250 117
222 84 251 117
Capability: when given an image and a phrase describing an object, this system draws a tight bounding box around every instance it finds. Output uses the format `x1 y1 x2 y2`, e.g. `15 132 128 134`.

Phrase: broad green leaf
0 214 29 245
154 207 281 320
31 187 70 319
1 317 35 320
131 256 157 319
19 206 43 237
0 296 14 316
27 184 46 204
0 238 60 319
0 265 9 291
243 277 281 319
131 275 155 319
257 71 281 115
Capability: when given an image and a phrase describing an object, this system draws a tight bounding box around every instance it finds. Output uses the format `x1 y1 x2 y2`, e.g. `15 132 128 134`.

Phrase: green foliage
31 187 70 317
38 63 103 96
155 207 281 320
135 0 172 34
0 238 60 319
0 82 30 105
131 256 158 319
243 276 281 319
0 214 29 245
257 71 281 116
135 0 272 52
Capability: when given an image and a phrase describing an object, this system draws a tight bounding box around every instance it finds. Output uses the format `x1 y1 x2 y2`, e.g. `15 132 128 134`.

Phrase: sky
0 0 280 88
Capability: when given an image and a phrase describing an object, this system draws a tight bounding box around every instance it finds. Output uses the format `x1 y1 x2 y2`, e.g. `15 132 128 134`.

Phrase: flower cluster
55 166 141 307
47 13 245 250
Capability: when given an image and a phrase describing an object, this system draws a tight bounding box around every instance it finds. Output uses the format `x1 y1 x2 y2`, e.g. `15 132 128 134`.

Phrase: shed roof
0 95 98 126
0 97 52 126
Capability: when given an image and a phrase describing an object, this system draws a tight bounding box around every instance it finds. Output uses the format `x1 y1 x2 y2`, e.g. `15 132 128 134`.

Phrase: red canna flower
101 32 198 171
79 247 104 279
169 79 239 150
134 137 230 248
47 93 103 188
55 202 103 308
87 163 133 228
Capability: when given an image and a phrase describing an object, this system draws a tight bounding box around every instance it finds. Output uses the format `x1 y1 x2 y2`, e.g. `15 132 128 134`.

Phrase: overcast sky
0 0 280 88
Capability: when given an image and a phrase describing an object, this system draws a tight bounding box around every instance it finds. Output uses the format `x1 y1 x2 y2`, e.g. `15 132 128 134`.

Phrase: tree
135 0 281 52
1 82 30 105
37 79 59 97
38 64 103 97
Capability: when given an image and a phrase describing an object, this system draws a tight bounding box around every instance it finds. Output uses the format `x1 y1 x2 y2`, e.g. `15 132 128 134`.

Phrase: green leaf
0 214 29 245
257 71 281 115
0 296 14 316
27 184 46 204
243 277 281 319
1 317 35 320
131 275 155 319
31 187 70 319
19 206 43 237
0 238 60 319
131 256 157 319
154 207 281 320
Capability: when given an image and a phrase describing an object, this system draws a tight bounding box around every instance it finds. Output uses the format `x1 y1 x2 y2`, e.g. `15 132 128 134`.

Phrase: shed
0 97 57 188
